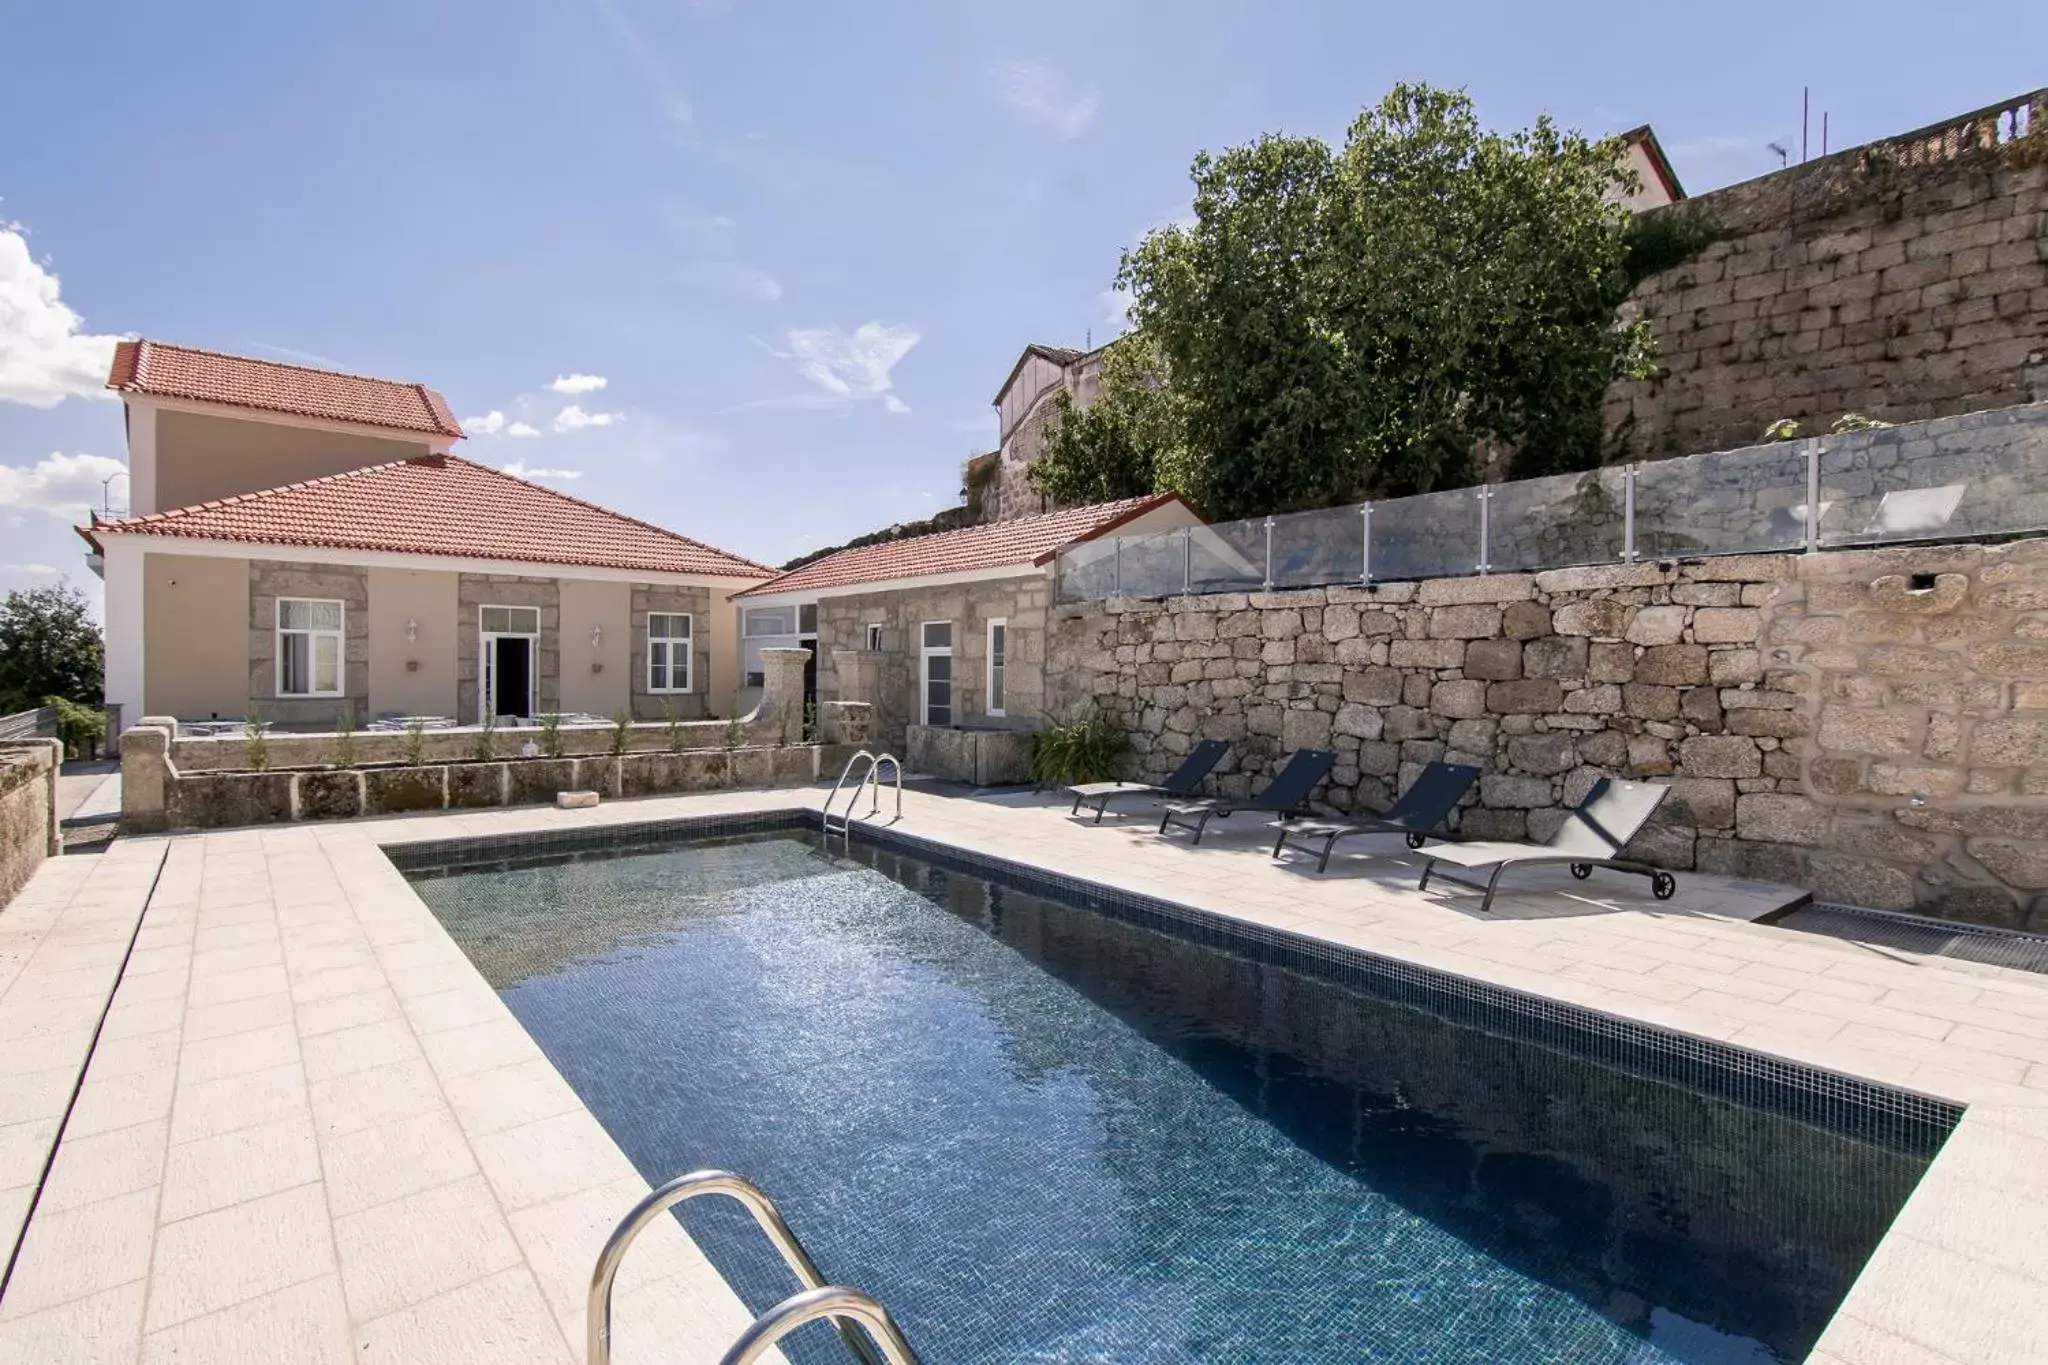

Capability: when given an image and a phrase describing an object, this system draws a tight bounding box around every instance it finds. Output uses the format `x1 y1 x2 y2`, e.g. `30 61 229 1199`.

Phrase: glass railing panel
1367 487 1483 582
1484 466 1629 572
1633 441 1815 558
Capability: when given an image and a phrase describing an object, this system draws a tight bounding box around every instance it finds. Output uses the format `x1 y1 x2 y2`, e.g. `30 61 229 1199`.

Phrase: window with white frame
921 621 952 726
648 613 693 692
986 619 1007 716
865 624 884 651
277 598 343 697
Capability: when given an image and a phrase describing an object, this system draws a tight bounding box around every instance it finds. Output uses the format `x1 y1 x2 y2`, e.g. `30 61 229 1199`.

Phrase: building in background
84 342 769 732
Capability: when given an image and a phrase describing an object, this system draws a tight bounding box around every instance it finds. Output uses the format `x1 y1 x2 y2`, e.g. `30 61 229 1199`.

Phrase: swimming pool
398 816 1956 1364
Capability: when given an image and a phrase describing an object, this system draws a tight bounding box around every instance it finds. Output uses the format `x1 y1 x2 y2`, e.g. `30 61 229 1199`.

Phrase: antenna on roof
1801 86 1810 162
1086 327 1092 350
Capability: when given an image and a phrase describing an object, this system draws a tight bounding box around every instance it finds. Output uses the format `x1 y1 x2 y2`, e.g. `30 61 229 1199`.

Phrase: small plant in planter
663 699 684 753
1029 713 1131 786
539 710 563 759
401 717 428 768
244 709 270 771
330 706 357 769
468 715 497 762
609 708 632 757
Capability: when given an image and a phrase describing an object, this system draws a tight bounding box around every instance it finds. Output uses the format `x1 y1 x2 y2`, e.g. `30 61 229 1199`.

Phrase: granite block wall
1048 537 2048 928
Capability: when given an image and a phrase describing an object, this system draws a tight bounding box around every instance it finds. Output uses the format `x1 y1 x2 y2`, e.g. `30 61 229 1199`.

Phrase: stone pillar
749 647 809 745
121 718 178 833
831 649 880 708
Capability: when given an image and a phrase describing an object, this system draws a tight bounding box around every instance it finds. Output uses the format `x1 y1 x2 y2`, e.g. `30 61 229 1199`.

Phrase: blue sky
3 0 2042 611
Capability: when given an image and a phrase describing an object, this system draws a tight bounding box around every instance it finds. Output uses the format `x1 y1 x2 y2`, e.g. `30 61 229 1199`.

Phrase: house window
743 604 799 688
921 621 952 726
865 624 884 651
986 619 1007 717
277 598 343 697
648 613 693 692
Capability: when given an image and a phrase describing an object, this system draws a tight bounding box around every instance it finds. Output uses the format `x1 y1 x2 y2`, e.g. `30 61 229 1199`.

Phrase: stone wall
1606 119 2048 460
1048 537 2048 928
0 740 61 911
816 575 1052 747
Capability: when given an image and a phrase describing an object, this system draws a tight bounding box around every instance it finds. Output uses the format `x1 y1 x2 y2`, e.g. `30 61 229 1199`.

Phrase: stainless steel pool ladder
823 749 902 836
588 1169 918 1365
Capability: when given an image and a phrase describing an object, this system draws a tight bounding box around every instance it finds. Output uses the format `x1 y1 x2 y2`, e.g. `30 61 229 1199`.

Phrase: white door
479 606 540 720
921 621 953 726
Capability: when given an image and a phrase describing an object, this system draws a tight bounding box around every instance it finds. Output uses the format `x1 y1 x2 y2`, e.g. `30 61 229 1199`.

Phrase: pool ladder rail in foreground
588 1169 919 1365
822 749 903 836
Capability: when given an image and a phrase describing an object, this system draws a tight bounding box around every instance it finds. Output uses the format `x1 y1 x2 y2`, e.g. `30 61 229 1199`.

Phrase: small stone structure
121 648 835 832
1049 538 2048 928
0 740 62 910
906 725 1035 786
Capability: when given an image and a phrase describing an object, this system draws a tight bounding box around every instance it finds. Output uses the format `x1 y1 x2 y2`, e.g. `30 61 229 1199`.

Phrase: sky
3 0 2043 613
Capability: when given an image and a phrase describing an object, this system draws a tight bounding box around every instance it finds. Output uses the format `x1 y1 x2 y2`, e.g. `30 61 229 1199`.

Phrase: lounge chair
1271 762 1481 872
1158 749 1336 844
1416 778 1675 913
1068 740 1231 823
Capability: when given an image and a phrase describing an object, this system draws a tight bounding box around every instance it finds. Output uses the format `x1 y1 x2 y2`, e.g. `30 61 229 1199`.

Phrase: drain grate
1777 902 2048 975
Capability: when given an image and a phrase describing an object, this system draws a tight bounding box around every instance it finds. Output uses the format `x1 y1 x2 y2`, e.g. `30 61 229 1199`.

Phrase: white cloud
0 451 129 520
0 225 124 408
461 410 507 436
990 60 1099 139
549 373 608 395
768 322 919 412
553 405 622 433
506 421 541 438
500 461 584 482
683 261 783 303
1 562 58 574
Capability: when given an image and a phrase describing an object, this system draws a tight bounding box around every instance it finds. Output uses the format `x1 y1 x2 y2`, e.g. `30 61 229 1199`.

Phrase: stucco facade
114 546 750 728
150 408 433 513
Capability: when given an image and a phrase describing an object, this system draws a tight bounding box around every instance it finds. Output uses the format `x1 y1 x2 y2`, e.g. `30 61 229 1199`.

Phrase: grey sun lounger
1068 739 1230 822
1158 748 1336 844
1416 777 1674 913
1271 762 1481 873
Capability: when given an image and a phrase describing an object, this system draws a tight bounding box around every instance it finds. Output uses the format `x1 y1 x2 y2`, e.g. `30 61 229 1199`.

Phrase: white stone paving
0 784 2044 1362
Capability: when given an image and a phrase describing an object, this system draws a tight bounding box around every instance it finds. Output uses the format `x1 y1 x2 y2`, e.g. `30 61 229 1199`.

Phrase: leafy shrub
468 715 496 762
610 708 632 756
401 717 428 768
330 706 356 769
539 710 563 759
244 710 270 771
1830 412 1893 434
47 695 107 759
1029 714 1132 785
662 699 683 753
1761 418 1802 442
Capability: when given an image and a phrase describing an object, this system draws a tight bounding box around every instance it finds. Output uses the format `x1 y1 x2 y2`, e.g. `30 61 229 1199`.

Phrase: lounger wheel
1652 871 1677 900
1569 863 1592 880
1405 832 1426 850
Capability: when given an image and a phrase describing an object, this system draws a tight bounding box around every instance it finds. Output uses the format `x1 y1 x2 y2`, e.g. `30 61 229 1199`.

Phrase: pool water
406 830 1947 1364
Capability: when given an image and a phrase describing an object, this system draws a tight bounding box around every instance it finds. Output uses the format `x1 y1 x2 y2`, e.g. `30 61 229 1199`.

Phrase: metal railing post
1476 486 1491 574
1804 440 1821 553
1262 518 1275 589
1112 538 1123 596
1360 503 1373 584
1182 526 1192 594
1623 465 1637 563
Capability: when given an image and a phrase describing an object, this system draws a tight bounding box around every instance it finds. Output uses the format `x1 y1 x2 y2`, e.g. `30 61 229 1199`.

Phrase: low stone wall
907 725 1035 786
0 740 62 911
1048 538 2048 928
133 743 822 832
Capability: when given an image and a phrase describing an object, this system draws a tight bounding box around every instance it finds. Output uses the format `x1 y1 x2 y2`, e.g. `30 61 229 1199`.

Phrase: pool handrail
588 1168 904 1365
823 748 903 835
718 1285 920 1365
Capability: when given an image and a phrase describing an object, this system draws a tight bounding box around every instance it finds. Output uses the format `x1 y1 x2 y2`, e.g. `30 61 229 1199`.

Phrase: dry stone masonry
1048 538 2048 929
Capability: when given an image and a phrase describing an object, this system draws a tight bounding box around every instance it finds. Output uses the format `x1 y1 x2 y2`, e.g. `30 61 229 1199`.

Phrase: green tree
1046 84 1656 521
0 582 104 713
1028 334 1189 507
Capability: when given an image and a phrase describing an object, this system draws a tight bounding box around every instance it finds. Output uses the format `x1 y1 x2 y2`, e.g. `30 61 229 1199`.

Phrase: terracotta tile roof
84 455 772 579
107 340 465 438
738 494 1192 597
